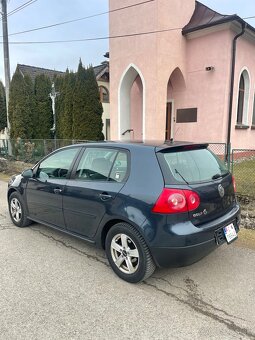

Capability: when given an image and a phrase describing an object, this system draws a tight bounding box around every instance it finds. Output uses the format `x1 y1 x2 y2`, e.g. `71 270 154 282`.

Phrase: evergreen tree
72 60 103 140
61 71 76 139
34 74 52 139
85 66 104 140
9 71 35 139
0 81 6 131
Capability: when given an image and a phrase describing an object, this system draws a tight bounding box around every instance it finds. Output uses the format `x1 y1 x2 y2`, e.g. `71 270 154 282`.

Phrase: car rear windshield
157 148 229 184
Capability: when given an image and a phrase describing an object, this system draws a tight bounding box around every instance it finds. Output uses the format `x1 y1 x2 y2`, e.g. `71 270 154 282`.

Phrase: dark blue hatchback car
7 141 240 283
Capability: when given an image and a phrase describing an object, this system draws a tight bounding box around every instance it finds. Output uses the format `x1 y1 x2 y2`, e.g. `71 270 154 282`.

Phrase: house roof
16 61 109 82
17 64 64 82
182 1 255 35
93 62 109 81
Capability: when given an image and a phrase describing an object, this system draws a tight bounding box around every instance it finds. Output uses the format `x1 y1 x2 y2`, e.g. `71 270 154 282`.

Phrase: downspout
226 21 246 164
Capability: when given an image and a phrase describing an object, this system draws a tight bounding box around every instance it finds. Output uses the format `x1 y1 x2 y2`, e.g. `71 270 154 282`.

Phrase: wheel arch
100 218 146 250
7 188 19 200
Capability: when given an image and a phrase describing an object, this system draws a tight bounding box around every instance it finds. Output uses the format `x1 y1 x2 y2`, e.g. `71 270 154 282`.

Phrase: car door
26 146 81 228
62 147 129 238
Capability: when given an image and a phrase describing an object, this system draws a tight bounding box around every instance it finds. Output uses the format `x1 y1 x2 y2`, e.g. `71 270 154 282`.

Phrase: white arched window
236 70 250 125
252 92 255 127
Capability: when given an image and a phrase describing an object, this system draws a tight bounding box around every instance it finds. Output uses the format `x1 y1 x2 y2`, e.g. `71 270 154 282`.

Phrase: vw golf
8 141 240 283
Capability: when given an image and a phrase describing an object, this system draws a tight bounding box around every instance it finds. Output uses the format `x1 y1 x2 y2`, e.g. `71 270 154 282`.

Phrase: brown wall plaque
176 108 197 123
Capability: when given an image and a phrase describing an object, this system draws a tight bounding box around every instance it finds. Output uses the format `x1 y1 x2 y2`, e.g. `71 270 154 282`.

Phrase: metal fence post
227 143 231 171
231 149 234 174
3 139 8 157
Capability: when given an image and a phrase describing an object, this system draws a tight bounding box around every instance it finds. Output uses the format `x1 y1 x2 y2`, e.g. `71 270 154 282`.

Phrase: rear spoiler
156 143 209 153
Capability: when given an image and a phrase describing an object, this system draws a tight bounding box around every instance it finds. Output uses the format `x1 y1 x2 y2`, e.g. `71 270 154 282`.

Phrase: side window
75 148 117 181
99 86 109 103
75 148 129 182
236 70 250 125
37 148 79 181
109 151 128 183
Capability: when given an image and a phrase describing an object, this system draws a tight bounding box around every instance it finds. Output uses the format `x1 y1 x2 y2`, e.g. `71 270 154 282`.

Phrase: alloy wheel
10 198 22 223
110 233 139 274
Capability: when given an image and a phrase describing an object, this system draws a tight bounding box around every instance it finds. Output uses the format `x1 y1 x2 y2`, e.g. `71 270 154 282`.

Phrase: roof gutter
226 21 246 161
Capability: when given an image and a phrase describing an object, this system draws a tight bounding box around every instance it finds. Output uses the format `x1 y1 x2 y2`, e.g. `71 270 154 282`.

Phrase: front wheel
8 192 32 228
105 222 156 283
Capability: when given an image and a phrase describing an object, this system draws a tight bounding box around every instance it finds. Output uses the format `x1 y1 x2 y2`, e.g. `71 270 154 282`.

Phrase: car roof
65 140 209 152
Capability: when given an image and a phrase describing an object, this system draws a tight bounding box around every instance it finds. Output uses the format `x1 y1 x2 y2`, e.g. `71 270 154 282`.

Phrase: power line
7 0 155 37
242 15 255 20
0 0 38 22
6 27 183 44
1 0 254 43
8 0 38 17
3 0 255 39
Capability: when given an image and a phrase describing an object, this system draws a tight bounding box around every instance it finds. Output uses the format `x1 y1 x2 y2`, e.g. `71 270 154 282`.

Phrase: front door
26 147 80 228
165 102 172 141
63 147 129 238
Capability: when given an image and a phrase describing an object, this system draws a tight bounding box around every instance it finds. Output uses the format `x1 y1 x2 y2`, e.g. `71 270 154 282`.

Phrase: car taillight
232 176 236 193
152 189 200 214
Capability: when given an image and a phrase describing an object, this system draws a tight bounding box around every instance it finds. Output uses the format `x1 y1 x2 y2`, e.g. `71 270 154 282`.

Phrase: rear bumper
149 204 241 268
151 238 218 267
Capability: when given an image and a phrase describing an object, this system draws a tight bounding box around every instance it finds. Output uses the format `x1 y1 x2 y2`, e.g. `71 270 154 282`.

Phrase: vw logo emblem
218 184 225 198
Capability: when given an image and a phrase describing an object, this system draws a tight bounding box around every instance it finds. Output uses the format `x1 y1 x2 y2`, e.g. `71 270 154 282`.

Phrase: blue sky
0 0 254 83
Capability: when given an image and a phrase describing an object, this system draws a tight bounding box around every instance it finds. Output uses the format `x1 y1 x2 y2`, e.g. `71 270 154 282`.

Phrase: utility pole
49 83 59 146
1 0 11 134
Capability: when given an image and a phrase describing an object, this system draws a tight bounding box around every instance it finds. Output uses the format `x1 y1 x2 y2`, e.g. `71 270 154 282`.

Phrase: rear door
157 146 236 226
62 147 129 238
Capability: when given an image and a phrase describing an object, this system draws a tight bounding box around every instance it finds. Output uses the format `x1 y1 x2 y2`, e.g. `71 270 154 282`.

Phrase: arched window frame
252 89 255 128
236 69 250 126
99 86 109 103
118 63 146 141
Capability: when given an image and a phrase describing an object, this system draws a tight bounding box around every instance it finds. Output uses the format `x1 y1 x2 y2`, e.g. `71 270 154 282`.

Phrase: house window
236 70 250 125
99 86 109 103
252 93 255 126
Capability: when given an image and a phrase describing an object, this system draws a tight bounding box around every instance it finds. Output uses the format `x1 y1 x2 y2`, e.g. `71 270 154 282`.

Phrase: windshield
158 148 229 184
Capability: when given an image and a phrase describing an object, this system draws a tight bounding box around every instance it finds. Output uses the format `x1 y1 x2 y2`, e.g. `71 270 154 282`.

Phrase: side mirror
22 169 33 179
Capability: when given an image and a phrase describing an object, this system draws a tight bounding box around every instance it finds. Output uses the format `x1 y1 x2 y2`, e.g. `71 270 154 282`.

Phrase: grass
232 159 255 197
236 228 255 250
0 173 11 182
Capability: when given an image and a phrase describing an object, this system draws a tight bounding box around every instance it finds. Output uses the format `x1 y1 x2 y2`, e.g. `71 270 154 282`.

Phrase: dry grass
0 173 10 182
235 228 255 250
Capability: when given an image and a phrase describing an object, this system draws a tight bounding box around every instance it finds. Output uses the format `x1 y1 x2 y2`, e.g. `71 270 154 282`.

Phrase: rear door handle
99 192 112 201
54 188 62 194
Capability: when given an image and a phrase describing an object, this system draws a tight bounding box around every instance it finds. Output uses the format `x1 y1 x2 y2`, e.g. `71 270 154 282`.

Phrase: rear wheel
8 192 31 228
105 222 155 283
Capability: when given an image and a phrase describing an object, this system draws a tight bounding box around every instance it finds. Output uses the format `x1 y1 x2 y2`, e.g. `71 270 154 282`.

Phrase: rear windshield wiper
174 168 189 185
212 173 222 180
212 172 228 180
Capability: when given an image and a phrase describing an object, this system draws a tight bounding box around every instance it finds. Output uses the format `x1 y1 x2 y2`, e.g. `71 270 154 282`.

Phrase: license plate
223 223 238 243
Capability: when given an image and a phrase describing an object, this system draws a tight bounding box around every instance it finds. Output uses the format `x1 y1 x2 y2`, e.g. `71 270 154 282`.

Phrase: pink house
109 0 255 149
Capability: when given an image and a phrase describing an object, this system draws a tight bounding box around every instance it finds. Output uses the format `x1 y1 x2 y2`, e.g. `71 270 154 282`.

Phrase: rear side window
158 148 228 184
75 148 129 182
109 151 128 182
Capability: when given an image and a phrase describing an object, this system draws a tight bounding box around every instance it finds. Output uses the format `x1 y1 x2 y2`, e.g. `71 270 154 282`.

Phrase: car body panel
62 180 125 238
26 178 67 228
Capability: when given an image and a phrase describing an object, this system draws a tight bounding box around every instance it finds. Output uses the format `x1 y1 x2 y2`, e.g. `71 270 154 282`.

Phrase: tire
105 222 156 283
8 192 32 228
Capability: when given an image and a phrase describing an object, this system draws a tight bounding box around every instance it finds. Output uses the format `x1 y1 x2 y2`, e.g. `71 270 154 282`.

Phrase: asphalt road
0 179 255 340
